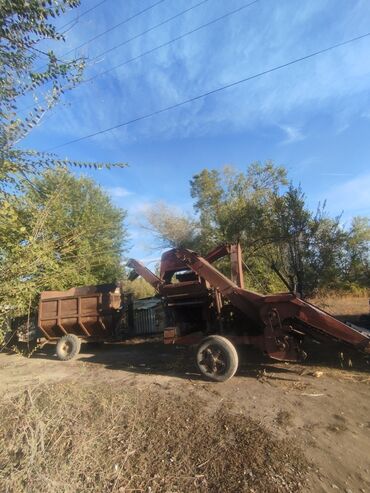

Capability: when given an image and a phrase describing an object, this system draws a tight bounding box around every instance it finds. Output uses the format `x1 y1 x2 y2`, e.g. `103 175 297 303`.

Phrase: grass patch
0 382 307 492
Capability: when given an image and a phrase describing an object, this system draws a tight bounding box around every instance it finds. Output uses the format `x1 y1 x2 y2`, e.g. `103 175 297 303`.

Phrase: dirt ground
1 296 370 492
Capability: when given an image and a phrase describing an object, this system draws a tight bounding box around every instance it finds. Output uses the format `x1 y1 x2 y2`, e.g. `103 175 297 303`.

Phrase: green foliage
146 162 369 296
190 162 288 251
342 216 370 288
121 278 156 299
0 168 127 327
144 202 200 250
0 1 130 339
269 185 346 295
0 0 126 190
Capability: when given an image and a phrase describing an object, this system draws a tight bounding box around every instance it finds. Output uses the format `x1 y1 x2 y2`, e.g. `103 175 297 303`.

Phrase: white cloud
106 186 133 198
323 172 370 215
279 124 305 145
29 0 370 148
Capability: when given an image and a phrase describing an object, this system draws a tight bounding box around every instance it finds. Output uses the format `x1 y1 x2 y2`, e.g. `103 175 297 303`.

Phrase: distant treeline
144 162 370 297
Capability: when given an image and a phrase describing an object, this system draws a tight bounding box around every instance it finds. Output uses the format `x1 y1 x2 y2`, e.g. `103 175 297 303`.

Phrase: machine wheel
196 335 239 382
56 334 81 361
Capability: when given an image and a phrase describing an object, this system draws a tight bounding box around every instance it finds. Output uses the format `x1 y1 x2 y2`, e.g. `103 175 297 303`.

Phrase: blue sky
23 0 370 262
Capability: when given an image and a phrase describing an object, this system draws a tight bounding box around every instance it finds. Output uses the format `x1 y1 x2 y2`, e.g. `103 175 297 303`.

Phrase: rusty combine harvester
12 243 370 381
128 243 370 381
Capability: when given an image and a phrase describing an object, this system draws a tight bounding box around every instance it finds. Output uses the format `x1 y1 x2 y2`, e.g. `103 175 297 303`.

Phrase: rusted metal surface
129 243 370 361
38 284 122 341
230 243 244 289
175 248 262 323
127 259 163 290
131 298 166 335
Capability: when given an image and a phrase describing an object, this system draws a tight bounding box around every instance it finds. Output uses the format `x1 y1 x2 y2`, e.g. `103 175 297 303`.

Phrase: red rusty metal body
38 284 122 341
128 244 370 362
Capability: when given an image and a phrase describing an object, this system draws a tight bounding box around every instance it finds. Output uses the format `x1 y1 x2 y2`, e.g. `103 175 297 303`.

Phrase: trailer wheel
56 334 81 361
196 335 239 382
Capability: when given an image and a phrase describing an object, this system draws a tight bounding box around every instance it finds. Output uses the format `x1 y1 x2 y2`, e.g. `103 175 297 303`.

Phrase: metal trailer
15 284 165 360
128 243 370 381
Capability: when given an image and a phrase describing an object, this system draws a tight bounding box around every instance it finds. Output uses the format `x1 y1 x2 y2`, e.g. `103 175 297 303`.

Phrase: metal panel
132 299 165 335
38 284 122 340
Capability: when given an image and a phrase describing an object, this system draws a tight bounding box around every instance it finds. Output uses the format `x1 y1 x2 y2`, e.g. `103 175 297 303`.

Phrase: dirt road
1 338 369 492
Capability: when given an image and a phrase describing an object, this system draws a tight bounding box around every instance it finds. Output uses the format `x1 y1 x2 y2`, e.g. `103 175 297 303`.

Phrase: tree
0 168 127 334
147 162 369 296
269 186 347 295
343 216 370 289
0 2 128 340
0 0 125 190
144 202 200 250
188 162 289 291
190 162 288 252
144 162 289 291
121 278 155 299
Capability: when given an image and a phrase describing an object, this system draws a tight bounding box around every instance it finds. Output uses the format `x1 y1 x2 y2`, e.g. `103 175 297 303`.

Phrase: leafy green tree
0 168 127 333
121 278 156 299
342 216 370 289
190 162 288 251
269 186 346 295
0 1 128 340
189 162 288 291
144 202 200 250
0 0 125 190
190 168 224 248
147 162 368 296
144 162 288 291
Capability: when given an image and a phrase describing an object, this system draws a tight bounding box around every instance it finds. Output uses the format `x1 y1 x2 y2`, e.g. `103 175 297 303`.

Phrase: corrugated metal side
132 298 165 335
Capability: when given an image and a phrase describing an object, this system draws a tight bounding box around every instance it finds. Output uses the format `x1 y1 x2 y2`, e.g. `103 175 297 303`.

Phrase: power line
59 0 109 33
20 0 213 116
82 0 259 85
32 0 166 68
89 0 212 63
21 0 202 110
47 31 370 151
62 0 168 59
18 0 171 114
29 0 109 61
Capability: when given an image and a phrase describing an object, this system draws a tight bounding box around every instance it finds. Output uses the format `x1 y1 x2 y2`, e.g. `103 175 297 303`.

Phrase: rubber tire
196 335 239 382
56 334 81 361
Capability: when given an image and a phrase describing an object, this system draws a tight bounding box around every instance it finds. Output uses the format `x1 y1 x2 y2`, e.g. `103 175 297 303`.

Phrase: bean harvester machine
128 243 370 381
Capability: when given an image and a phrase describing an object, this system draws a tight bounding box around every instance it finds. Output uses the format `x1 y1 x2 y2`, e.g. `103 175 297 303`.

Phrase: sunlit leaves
0 168 128 329
1 0 127 189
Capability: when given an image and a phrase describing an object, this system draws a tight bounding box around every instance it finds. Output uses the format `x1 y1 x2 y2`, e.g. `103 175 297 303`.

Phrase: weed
0 382 308 493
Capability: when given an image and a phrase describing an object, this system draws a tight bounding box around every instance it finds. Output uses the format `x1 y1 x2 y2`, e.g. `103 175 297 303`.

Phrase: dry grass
309 295 369 321
275 410 293 427
0 382 308 493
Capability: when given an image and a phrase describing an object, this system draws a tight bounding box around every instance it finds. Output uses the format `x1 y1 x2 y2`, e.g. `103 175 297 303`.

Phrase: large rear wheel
56 334 81 361
196 335 238 382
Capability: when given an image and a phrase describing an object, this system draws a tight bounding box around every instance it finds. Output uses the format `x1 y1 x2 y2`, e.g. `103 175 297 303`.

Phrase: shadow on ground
21 338 369 381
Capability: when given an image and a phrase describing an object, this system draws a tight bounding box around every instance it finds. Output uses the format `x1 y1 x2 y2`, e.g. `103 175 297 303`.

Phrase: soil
1 296 369 492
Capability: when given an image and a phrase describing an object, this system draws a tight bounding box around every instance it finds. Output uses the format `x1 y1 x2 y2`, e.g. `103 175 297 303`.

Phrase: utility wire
63 0 167 59
18 0 170 114
89 0 211 63
47 31 370 151
19 0 212 115
59 0 109 33
29 0 109 61
82 0 259 85
32 0 166 68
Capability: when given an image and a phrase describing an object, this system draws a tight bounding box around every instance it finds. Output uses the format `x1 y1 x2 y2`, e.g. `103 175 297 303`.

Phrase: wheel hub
61 341 72 354
199 345 226 375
